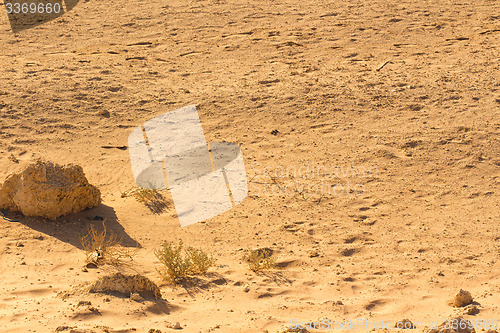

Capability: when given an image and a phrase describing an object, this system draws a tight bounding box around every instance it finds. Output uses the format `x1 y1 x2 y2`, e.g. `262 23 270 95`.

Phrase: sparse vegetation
154 240 215 283
80 220 137 267
185 246 216 275
121 186 169 214
246 248 277 272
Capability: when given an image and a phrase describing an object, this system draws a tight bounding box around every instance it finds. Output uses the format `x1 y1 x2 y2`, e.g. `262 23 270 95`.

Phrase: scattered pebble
77 300 92 307
9 154 19 163
165 322 181 329
98 110 111 118
455 304 479 315
425 317 475 333
396 318 417 329
308 249 319 257
243 284 250 292
130 292 144 302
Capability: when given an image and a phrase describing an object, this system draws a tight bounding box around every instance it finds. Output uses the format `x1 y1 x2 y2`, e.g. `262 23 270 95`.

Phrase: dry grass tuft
185 246 215 275
245 247 277 272
121 186 169 214
80 220 137 267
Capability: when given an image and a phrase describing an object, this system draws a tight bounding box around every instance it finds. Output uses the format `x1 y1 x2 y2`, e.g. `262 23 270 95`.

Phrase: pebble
130 293 144 302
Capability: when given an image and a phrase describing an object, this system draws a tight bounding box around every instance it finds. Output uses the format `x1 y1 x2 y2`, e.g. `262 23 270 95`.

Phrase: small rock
450 289 473 307
9 154 19 163
148 329 162 333
456 304 479 315
85 262 98 269
77 300 92 307
87 306 100 314
81 267 88 273
308 249 319 257
98 110 110 118
243 284 250 292
16 241 24 247
130 292 144 302
425 316 475 333
20 261 26 265
396 318 417 329
165 322 181 329
89 250 102 264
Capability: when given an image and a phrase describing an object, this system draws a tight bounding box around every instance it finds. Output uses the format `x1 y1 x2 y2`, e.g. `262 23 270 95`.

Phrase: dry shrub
186 246 215 275
121 186 168 214
80 220 137 267
246 248 277 272
155 240 215 283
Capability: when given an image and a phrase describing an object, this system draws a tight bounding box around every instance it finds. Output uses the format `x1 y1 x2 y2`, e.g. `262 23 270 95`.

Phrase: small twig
376 60 391 72
315 192 326 204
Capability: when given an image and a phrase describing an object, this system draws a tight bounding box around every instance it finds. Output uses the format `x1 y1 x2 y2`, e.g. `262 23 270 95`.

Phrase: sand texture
0 0 499 332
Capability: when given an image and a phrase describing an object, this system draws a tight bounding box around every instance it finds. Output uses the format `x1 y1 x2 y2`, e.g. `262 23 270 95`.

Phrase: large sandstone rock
0 160 101 220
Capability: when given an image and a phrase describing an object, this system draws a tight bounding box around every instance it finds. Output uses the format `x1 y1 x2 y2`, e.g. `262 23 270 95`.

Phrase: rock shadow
8 204 141 250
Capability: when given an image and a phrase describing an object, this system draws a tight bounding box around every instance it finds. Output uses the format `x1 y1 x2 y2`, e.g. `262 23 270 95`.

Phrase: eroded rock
0 160 101 220
90 273 162 299
450 289 473 307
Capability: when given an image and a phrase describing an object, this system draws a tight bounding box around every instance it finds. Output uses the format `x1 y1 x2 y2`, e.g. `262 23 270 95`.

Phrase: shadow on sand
7 204 141 250
159 272 228 297
5 0 80 33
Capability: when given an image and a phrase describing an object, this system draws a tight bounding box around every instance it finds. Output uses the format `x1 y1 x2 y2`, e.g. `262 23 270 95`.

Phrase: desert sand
0 0 499 332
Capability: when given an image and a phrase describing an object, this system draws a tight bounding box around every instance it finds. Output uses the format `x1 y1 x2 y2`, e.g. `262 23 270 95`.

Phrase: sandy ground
0 0 499 332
